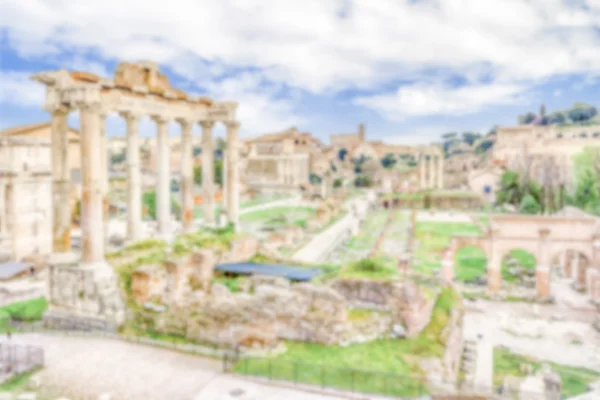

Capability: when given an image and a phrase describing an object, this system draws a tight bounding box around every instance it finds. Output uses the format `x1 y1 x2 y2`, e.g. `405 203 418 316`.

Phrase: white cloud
0 71 45 107
354 82 528 120
0 0 599 131
1 0 599 92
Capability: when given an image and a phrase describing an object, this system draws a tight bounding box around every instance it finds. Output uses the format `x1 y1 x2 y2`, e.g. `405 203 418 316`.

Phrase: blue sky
1 0 599 145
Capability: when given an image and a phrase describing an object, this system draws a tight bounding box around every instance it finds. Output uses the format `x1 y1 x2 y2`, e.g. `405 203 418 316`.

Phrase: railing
0 343 44 381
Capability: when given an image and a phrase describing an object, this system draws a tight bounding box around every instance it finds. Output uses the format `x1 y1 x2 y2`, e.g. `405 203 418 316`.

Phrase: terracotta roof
70 71 102 83
0 122 80 141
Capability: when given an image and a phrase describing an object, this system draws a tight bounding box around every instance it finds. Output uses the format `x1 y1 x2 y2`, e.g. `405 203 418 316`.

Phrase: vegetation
240 206 315 227
340 257 398 280
493 347 600 398
0 297 48 323
236 288 462 398
193 158 223 186
0 367 42 392
142 190 181 219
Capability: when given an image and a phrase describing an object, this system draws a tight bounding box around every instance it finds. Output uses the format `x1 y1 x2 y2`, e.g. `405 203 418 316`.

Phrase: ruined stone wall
440 306 464 382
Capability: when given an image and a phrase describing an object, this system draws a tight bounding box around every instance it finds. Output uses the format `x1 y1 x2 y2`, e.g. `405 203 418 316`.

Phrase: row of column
278 157 307 185
418 154 444 190
50 103 241 266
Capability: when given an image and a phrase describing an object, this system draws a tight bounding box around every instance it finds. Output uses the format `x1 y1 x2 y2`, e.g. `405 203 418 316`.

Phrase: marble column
222 146 229 220
536 229 551 298
178 119 195 233
226 121 240 230
200 121 215 226
571 253 579 279
79 103 105 264
437 155 444 189
50 107 72 253
429 156 435 189
419 155 426 190
559 251 567 277
122 112 142 242
153 116 171 238
99 112 109 247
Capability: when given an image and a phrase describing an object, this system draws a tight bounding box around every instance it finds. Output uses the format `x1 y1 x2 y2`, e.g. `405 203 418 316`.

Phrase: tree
193 159 224 186
380 153 397 169
548 111 566 125
461 132 481 146
110 151 126 165
475 140 494 153
442 132 457 140
338 148 348 161
496 170 522 207
333 178 343 188
354 175 372 187
540 104 546 118
309 173 322 185
519 112 537 125
519 194 541 214
142 191 181 219
568 103 598 124
572 147 600 214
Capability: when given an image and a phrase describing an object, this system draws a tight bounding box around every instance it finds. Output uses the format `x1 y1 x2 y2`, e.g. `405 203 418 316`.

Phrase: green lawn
342 210 390 253
455 245 487 282
235 288 461 398
0 367 42 392
413 221 482 278
0 297 48 325
494 347 600 398
501 249 536 282
240 206 316 227
338 256 398 280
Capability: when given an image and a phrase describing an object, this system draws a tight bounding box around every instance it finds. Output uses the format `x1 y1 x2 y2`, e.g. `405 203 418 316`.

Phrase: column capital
68 86 103 112
48 104 70 117
150 115 170 124
225 120 241 130
199 120 216 130
176 118 194 129
119 110 143 122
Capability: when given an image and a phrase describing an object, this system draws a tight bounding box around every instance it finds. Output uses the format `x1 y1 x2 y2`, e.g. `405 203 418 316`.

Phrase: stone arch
499 247 537 287
551 246 594 291
440 235 490 284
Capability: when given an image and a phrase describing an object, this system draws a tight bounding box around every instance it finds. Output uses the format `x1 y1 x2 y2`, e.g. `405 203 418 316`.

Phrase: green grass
339 256 398 280
212 276 247 293
501 249 536 282
0 297 48 323
493 347 600 398
455 245 487 282
235 287 462 398
0 367 42 392
240 206 316 226
413 221 482 278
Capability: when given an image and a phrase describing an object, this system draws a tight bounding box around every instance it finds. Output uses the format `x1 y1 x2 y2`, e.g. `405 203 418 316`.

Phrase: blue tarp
215 262 321 281
0 262 33 280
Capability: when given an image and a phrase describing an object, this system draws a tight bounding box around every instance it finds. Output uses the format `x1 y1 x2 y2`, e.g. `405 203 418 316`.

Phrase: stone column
121 112 142 242
50 107 72 254
536 229 551 298
429 156 435 189
79 102 106 265
487 230 502 293
571 253 579 279
437 155 444 189
222 146 229 219
200 121 215 226
419 154 426 189
178 119 195 233
441 247 455 284
593 235 600 269
559 251 567 277
153 116 171 238
226 121 241 230
99 112 109 247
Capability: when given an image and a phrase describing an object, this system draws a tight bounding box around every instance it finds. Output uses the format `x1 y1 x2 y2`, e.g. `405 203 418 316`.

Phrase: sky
1 0 600 145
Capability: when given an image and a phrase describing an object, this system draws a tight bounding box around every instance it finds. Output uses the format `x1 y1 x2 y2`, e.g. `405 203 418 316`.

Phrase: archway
552 249 592 292
500 248 537 288
454 245 487 284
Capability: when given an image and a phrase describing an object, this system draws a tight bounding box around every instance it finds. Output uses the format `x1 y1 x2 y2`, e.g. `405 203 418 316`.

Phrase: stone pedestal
45 262 125 331
536 266 551 298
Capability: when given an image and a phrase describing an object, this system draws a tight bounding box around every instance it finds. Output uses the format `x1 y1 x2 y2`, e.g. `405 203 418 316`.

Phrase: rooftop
0 262 34 280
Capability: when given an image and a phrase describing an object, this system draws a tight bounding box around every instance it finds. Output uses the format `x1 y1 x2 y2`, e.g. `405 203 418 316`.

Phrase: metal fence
0 343 44 377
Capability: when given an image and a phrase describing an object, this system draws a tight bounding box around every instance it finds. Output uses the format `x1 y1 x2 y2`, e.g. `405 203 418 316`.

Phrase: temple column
487 230 502 293
419 154 426 189
222 146 229 219
99 112 109 247
178 119 195 233
79 102 105 265
50 106 72 254
200 121 215 226
571 254 579 279
429 156 435 189
153 116 171 239
437 155 444 189
536 229 552 298
559 251 567 277
121 112 142 242
226 121 241 230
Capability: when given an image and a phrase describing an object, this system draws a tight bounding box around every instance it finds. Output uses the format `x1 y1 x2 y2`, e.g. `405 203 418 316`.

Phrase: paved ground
5 334 357 400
